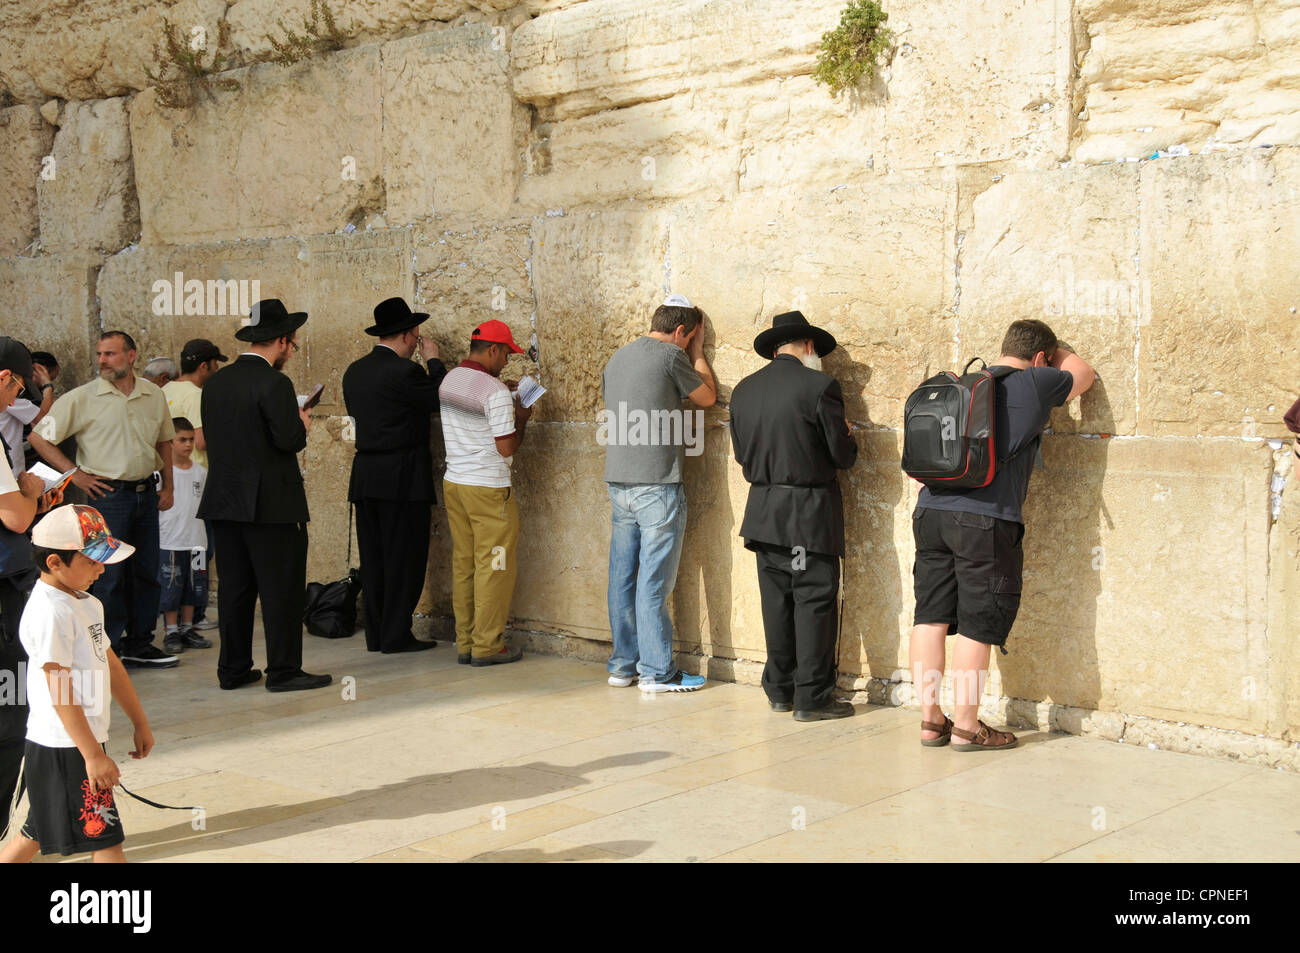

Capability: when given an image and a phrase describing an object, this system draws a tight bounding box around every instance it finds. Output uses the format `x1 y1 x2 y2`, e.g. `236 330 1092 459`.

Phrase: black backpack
901 359 1027 489
303 504 362 639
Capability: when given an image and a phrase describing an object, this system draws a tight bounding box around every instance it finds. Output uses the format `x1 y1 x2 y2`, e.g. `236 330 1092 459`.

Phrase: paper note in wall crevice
516 376 546 409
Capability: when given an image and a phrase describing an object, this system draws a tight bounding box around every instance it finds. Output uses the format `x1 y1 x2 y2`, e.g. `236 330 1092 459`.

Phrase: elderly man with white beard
728 311 859 721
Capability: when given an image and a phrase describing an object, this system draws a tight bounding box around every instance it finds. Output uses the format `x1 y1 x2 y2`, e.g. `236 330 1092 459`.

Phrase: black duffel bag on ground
303 505 362 639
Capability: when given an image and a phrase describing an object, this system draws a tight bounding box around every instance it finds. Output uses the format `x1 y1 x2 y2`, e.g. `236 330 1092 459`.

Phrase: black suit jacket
342 346 447 503
729 354 859 556
197 354 309 524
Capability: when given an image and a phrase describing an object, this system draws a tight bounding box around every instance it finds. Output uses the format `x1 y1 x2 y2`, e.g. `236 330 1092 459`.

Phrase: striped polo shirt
438 360 517 488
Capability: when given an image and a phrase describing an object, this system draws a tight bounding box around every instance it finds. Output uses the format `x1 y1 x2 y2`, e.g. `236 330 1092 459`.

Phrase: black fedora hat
365 297 429 336
236 299 308 342
753 311 837 360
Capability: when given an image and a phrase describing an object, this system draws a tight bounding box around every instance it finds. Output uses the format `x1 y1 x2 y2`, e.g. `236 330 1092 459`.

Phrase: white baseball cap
32 505 135 564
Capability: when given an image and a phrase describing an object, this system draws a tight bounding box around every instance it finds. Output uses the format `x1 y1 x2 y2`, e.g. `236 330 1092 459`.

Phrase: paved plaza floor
29 632 1300 863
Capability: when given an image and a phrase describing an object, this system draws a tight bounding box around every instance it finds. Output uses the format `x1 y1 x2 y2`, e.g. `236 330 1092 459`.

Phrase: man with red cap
437 320 535 666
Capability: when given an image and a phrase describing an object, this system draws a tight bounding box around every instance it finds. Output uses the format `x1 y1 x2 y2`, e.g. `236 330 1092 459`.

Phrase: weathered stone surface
514 0 1067 169
1008 436 1273 732
412 220 538 390
1137 148 1300 437
96 230 415 413
531 209 669 423
667 180 957 430
130 46 384 245
960 162 1141 435
382 25 524 225
0 254 101 388
1075 0 1300 161
1268 448 1299 740
0 105 52 255
37 97 139 254
0 0 228 102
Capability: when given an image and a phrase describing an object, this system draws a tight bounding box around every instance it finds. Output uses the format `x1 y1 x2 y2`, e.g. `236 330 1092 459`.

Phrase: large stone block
0 105 52 255
1137 148 1300 437
382 25 524 225
37 97 139 254
667 180 957 430
960 162 1141 435
511 0 845 120
1268 448 1299 740
226 1 491 59
530 209 670 423
412 220 538 390
1007 435 1273 732
1075 0 1300 161
96 230 415 413
130 46 384 245
0 254 101 387
0 0 228 102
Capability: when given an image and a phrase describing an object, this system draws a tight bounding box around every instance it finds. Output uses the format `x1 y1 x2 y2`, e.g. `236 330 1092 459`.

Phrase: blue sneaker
639 671 705 694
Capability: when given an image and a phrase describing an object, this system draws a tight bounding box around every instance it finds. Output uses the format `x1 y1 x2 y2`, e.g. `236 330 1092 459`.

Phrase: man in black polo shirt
910 319 1095 751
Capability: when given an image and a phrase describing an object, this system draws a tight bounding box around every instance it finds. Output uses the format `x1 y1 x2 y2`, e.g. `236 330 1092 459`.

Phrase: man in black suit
342 297 446 654
198 299 331 692
729 311 859 721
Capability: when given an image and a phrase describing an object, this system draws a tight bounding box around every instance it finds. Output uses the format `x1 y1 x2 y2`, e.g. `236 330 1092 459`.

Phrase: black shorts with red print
19 741 125 856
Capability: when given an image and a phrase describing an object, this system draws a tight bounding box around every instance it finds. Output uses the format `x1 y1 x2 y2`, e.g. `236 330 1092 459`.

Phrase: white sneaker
607 674 638 687
192 618 218 630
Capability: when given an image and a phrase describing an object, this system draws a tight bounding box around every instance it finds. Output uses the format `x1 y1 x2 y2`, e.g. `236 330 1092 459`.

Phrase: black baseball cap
180 338 229 363
0 338 34 391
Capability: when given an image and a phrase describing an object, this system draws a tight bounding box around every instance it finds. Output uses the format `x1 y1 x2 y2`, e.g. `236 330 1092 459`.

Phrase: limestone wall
1 0 1297 765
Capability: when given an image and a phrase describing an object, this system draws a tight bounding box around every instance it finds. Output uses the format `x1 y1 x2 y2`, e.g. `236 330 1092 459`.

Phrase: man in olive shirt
28 331 178 668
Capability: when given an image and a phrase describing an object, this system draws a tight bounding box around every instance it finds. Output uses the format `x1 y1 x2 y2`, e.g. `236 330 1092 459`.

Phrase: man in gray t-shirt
600 294 716 693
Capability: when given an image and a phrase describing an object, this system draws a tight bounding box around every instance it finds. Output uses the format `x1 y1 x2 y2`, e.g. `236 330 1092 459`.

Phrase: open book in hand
28 462 78 495
515 376 546 409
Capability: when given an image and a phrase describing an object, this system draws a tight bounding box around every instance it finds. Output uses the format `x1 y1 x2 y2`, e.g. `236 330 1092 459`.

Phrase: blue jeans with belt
606 482 687 683
90 482 162 655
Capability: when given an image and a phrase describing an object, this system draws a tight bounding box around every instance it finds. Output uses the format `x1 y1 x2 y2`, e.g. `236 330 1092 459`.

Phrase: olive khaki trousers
442 480 520 658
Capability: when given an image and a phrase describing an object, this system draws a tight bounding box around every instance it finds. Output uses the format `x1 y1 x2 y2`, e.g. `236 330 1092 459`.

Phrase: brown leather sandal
951 720 1017 751
920 714 953 747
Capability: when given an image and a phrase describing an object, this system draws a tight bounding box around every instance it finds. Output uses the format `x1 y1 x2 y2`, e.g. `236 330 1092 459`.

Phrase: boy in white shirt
158 418 211 655
0 504 154 862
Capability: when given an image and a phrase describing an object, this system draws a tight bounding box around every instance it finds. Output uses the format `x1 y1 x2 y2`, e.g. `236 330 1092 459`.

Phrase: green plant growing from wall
144 19 240 110
268 0 353 66
813 0 896 98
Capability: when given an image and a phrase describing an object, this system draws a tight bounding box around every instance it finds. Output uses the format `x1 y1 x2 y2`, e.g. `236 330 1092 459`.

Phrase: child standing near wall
159 418 211 655
0 504 154 862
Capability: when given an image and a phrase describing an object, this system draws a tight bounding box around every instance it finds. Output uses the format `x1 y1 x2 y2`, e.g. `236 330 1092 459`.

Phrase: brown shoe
920 714 953 747
951 720 1017 751
471 646 523 667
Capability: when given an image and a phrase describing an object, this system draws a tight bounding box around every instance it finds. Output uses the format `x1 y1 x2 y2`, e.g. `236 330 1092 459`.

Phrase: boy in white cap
0 504 154 862
599 294 717 693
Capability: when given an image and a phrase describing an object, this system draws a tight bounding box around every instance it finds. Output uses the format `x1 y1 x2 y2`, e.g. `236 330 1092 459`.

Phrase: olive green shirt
34 376 176 481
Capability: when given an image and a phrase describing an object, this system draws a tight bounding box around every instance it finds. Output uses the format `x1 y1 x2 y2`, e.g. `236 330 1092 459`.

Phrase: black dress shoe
219 669 262 690
769 700 794 713
382 639 437 654
266 671 333 693
793 700 856 722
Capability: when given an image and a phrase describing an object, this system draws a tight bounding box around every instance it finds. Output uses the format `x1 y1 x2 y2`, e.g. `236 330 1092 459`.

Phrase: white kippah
662 293 693 308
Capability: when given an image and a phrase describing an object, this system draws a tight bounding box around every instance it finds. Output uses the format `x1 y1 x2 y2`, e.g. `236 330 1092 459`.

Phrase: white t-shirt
0 397 40 475
158 462 207 551
21 580 112 748
438 365 517 488
0 443 17 495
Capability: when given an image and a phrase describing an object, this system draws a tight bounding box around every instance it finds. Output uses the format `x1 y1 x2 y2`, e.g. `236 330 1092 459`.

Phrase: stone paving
27 632 1300 863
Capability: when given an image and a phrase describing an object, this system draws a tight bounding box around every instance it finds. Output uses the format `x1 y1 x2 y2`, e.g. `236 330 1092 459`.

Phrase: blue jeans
90 485 161 655
607 482 687 683
158 549 209 615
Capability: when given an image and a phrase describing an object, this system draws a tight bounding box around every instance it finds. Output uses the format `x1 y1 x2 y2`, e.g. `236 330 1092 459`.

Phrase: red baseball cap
471 320 524 354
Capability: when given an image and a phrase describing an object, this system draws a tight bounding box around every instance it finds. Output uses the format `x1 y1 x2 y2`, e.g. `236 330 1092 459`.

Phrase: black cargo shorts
911 507 1024 648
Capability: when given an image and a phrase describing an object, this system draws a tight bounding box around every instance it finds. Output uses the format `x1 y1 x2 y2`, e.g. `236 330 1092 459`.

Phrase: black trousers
753 542 840 711
211 521 307 684
354 499 431 652
0 571 36 837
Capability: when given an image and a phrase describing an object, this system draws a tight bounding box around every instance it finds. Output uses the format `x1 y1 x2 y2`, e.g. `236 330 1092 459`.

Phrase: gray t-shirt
601 336 704 484
918 366 1072 523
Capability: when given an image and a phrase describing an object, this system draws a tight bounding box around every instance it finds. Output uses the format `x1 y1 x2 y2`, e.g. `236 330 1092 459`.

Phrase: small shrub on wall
814 0 895 98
